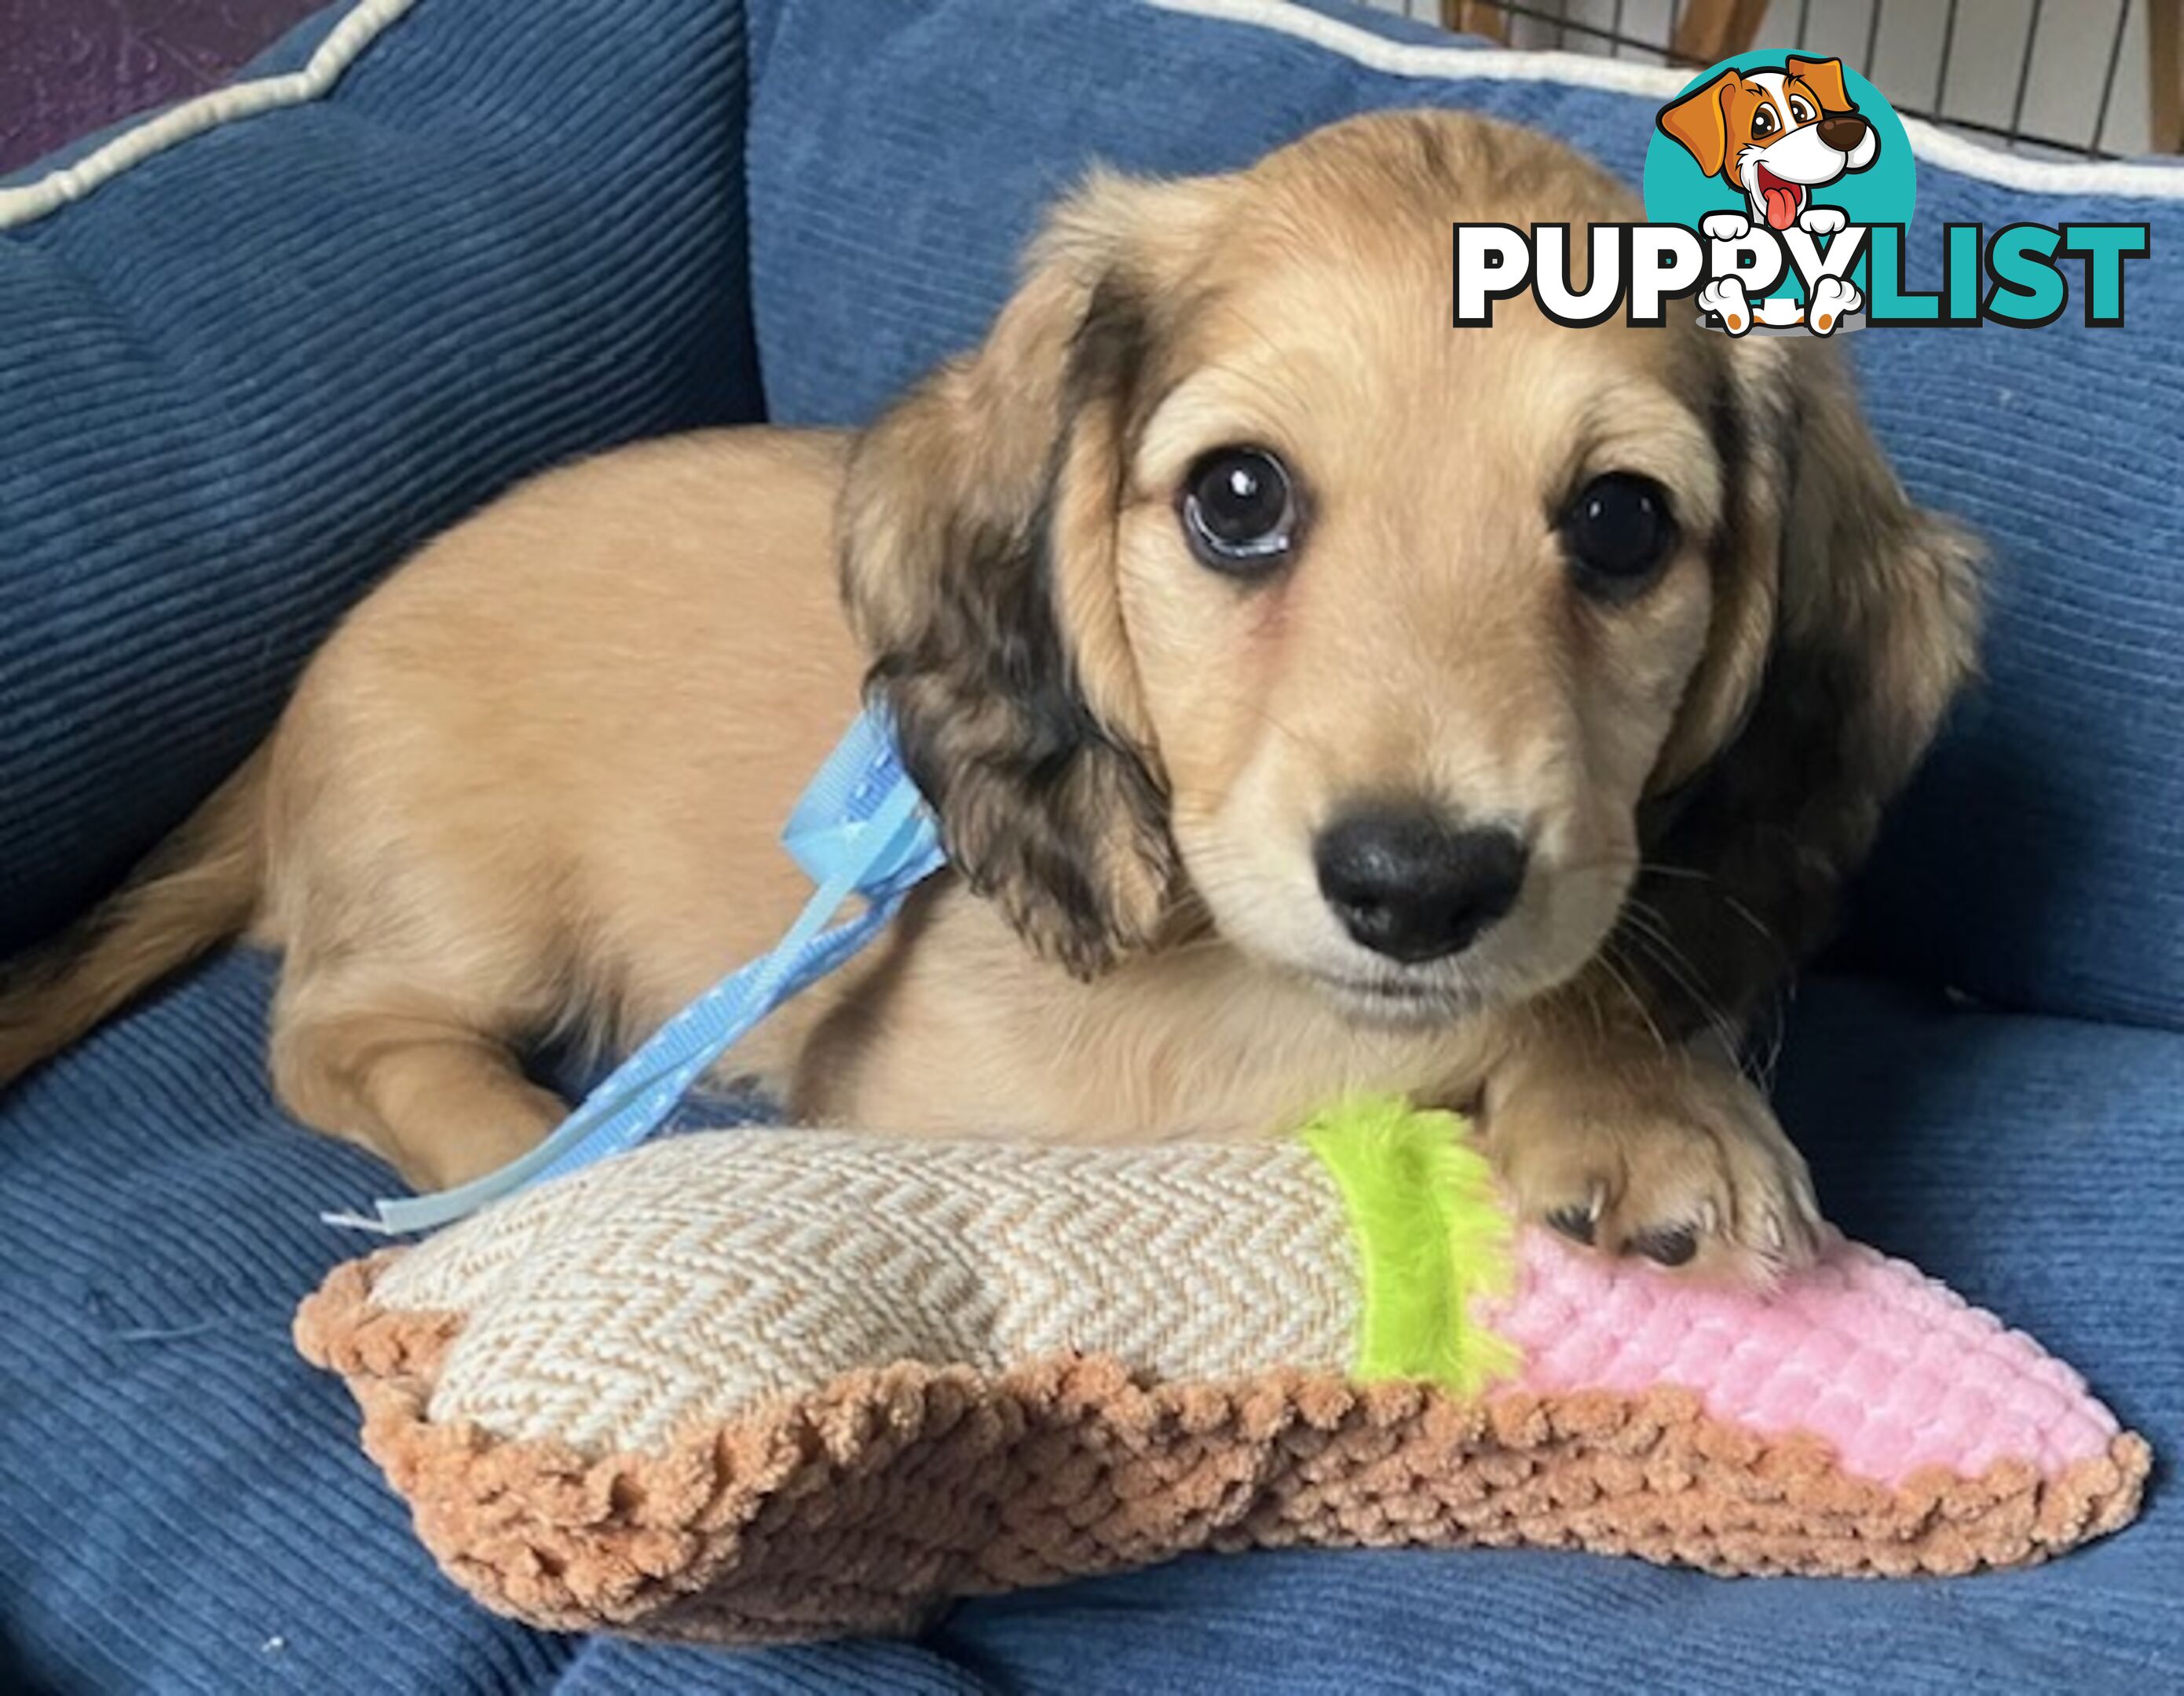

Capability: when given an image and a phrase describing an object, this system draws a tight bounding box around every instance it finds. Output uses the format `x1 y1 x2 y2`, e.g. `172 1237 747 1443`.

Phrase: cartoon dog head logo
1656 57 1879 234
1644 53 1914 336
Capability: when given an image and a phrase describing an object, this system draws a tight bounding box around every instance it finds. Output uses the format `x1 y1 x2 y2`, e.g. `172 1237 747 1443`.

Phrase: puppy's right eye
1751 106 1777 139
1561 472 1677 599
1180 446 1297 576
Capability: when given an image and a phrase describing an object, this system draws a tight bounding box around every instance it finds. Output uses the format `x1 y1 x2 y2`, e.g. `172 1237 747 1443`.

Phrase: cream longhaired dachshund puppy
0 113 1979 1282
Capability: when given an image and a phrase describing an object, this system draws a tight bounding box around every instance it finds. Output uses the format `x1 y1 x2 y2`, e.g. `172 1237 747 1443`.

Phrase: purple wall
1 0 323 174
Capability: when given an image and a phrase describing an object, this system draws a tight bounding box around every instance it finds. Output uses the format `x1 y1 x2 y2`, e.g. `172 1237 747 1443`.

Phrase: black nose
1817 113 1868 152
1313 805 1529 965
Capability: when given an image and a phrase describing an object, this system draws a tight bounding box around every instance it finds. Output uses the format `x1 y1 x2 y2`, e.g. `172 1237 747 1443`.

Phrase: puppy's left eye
1788 95 1816 123
1561 473 1677 597
1180 446 1297 576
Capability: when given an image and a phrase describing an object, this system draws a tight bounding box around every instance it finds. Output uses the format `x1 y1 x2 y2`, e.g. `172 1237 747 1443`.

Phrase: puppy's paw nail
1545 1180 1607 1245
1629 1223 1700 1268
1765 1209 1786 1252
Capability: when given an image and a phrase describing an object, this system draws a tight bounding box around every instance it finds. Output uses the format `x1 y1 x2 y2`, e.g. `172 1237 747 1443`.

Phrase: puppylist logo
1455 52 2150 336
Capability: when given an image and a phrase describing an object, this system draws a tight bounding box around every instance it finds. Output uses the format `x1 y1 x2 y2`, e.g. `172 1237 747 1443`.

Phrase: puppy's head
1658 57 1879 229
843 111 1975 1030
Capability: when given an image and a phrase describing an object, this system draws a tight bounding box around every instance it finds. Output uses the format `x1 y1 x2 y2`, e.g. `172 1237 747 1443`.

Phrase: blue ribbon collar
326 707 944 1234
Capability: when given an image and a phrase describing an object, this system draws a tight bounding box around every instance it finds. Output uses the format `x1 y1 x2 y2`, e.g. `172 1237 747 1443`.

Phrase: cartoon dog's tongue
1758 170 1801 231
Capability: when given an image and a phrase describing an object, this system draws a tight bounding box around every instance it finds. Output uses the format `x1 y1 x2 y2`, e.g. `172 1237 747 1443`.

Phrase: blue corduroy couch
1 1 2178 1690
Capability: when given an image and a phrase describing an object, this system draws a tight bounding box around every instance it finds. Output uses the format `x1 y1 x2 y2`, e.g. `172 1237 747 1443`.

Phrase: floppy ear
1656 71 1740 179
840 171 1210 978
1627 339 1983 1035
1785 56 1854 115
1648 369 1781 796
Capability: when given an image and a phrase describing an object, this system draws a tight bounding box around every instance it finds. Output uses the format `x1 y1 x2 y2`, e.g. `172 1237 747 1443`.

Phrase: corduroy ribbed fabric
0 0 763 957
2 0 2179 1689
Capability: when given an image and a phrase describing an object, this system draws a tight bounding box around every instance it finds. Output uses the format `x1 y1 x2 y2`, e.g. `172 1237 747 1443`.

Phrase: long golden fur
0 112 1980 1283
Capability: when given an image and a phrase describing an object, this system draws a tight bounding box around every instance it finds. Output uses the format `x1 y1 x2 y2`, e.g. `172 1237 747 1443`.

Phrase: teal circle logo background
1642 53 1916 254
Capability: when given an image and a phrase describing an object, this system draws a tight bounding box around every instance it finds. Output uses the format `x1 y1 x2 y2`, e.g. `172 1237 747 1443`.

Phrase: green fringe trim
1300 1095 1521 1395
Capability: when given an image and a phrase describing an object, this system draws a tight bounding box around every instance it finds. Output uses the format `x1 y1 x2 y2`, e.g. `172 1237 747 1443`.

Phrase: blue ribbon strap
325 708 946 1234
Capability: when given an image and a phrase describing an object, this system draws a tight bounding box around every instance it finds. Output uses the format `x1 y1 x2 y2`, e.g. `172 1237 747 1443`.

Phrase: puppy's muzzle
1816 113 1869 154
1314 804 1528 964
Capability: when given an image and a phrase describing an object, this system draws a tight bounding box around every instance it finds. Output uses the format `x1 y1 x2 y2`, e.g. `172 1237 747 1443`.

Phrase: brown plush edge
295 1252 2153 1646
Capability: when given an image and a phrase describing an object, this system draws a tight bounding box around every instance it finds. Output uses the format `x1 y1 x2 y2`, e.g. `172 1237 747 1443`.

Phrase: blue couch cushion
744 0 2184 1035
2 0 2177 1690
0 0 763 956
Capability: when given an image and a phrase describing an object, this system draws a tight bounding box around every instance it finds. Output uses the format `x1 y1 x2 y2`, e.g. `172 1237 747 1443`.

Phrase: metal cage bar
1435 0 2158 158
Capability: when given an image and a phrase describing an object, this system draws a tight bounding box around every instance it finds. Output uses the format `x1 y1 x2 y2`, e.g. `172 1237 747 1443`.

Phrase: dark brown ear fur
1619 338 1983 1038
839 176 1198 978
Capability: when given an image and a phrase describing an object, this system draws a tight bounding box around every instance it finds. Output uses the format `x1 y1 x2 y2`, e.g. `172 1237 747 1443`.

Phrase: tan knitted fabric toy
295 1102 2149 1645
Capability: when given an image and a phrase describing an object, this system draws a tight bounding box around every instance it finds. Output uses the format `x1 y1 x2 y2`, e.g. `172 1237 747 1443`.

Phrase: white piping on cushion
1150 0 2184 201
0 0 419 230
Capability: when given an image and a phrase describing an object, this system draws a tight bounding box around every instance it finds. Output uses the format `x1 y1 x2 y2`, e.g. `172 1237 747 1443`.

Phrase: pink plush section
1483 1229 2120 1486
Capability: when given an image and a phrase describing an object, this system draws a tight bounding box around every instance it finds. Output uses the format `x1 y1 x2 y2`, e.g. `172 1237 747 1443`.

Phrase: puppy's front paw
1701 211 1753 242
1807 275 1862 334
1483 1055 1822 1287
1798 204 1849 237
1696 276 1754 334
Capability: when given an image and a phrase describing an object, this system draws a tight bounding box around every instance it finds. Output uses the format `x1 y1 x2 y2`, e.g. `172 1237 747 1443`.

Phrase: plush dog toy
297 1101 2149 1644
